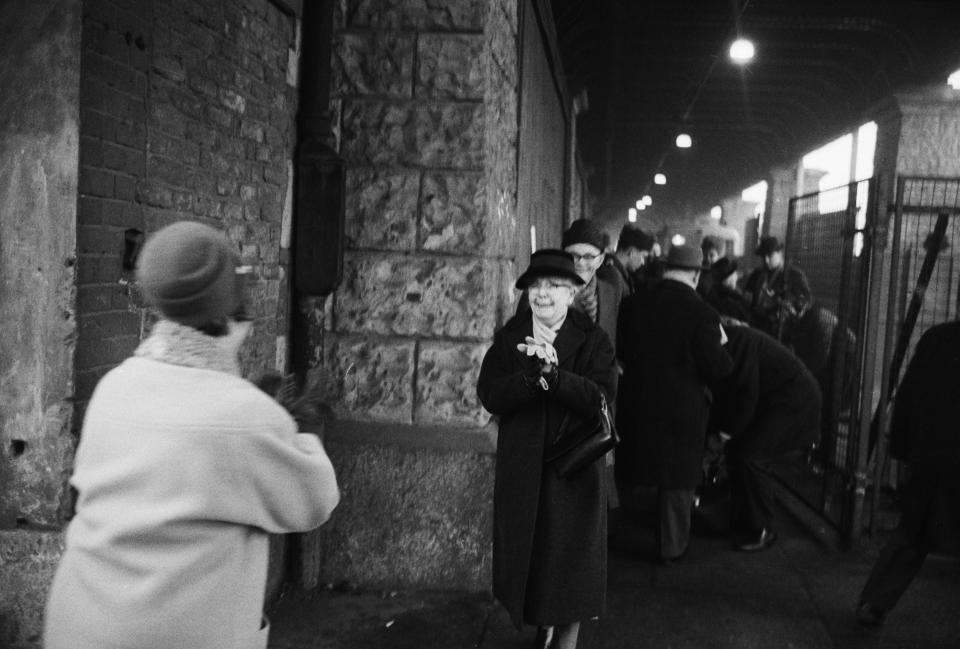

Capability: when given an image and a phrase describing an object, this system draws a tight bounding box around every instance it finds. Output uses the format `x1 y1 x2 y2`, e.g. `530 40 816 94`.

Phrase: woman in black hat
477 249 618 649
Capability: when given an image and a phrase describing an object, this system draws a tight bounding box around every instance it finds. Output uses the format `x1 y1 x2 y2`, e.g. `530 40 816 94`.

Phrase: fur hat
137 221 242 327
663 244 706 270
515 249 585 289
617 224 655 253
562 219 606 252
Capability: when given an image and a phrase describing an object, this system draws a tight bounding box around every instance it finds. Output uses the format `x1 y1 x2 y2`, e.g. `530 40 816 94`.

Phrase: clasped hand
516 336 558 367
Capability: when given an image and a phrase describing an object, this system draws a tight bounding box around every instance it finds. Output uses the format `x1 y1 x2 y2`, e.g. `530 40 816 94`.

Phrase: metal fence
773 179 878 538
773 176 960 542
869 176 960 533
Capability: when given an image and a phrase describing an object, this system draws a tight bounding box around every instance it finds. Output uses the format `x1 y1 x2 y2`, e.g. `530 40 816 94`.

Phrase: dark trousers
859 472 945 613
725 440 775 533
658 488 694 558
859 525 929 612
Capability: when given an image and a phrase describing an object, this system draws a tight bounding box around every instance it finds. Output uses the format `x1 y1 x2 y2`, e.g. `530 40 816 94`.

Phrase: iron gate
868 176 960 534
772 178 881 540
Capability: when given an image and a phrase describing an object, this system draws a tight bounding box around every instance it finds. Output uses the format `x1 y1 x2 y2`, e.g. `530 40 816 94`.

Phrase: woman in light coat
44 222 340 649
478 249 618 649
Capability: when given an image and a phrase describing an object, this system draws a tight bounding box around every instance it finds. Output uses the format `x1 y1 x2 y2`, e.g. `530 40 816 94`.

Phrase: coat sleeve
213 418 340 533
888 330 933 462
693 308 734 384
477 334 539 416
550 329 618 417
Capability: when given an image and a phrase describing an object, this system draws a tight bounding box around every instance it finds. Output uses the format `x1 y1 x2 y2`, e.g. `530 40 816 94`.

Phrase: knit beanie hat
562 219 606 252
137 221 241 327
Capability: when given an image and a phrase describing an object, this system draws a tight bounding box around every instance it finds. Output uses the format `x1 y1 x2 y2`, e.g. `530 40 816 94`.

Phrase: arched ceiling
551 0 960 222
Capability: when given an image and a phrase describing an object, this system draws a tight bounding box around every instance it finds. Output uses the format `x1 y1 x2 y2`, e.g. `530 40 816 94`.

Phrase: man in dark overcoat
743 235 812 338
710 324 822 550
477 250 618 640
616 244 733 562
857 321 960 626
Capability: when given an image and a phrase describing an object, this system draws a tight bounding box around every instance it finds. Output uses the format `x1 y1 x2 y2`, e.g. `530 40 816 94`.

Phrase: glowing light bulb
949 68 960 90
676 133 692 148
654 173 667 185
642 195 652 206
729 38 755 64
671 234 686 247
628 208 637 222
710 205 722 219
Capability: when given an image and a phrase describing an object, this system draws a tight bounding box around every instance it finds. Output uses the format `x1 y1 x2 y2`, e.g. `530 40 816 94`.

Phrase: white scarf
134 319 251 376
531 312 563 346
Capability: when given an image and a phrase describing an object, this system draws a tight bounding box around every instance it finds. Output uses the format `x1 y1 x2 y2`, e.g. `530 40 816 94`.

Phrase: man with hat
560 218 624 352
616 244 733 563
743 235 812 338
45 221 341 649
704 257 752 324
600 223 657 297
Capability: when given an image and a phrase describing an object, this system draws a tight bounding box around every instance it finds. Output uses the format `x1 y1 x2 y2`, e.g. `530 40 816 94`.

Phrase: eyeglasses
570 253 601 263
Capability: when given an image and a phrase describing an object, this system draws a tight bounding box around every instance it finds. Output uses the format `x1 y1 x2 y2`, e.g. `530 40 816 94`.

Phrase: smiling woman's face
527 276 577 327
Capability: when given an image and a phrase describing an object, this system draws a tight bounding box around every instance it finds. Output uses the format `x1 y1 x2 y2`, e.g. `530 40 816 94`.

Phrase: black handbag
546 393 619 478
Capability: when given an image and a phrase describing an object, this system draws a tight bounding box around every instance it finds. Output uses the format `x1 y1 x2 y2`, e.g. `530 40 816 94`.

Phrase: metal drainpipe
289 0 344 383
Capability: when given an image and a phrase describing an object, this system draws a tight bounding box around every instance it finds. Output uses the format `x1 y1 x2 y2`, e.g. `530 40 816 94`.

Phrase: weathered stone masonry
314 0 522 590
2 1 300 645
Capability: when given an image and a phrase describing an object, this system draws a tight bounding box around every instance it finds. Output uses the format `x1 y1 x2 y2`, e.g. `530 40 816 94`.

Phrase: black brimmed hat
755 235 784 256
663 244 706 270
515 249 586 289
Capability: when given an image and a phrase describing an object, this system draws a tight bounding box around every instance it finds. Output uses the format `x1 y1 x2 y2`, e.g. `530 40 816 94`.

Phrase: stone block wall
0 2 81 646
316 0 522 591
75 0 299 415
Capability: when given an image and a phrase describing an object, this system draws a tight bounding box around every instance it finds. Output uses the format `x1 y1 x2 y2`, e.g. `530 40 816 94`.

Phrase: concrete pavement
267 489 960 649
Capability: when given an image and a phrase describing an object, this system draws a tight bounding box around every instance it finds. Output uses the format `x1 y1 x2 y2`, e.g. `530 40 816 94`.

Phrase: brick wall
76 0 299 417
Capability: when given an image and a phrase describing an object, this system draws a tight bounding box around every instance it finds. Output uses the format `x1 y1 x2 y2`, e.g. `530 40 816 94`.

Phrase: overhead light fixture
710 205 722 220
671 234 686 247
675 133 692 148
654 173 667 185
729 38 755 64
642 194 652 206
949 68 960 90
635 199 644 210
628 207 638 222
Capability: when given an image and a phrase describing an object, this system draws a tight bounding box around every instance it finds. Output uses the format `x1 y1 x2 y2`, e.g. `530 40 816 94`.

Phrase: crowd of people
42 218 951 649
480 218 953 649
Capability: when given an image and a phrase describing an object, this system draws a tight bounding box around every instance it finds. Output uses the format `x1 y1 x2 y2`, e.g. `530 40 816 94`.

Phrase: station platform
267 488 960 649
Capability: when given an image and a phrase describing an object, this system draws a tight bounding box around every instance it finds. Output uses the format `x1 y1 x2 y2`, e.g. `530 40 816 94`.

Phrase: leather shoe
738 528 777 551
532 626 557 649
856 602 886 627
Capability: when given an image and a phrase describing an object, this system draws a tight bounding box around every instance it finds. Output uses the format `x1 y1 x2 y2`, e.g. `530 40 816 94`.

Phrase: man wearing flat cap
616 244 733 563
743 235 812 338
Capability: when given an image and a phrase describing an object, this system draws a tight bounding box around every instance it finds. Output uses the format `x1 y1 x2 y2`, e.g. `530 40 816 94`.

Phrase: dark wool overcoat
887 322 960 554
710 325 822 455
477 309 618 629
616 279 733 489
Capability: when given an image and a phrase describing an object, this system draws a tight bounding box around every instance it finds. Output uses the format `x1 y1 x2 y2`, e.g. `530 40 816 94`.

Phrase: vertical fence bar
848 177 883 543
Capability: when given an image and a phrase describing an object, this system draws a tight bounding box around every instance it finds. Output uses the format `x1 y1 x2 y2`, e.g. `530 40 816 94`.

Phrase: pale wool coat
44 321 340 649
